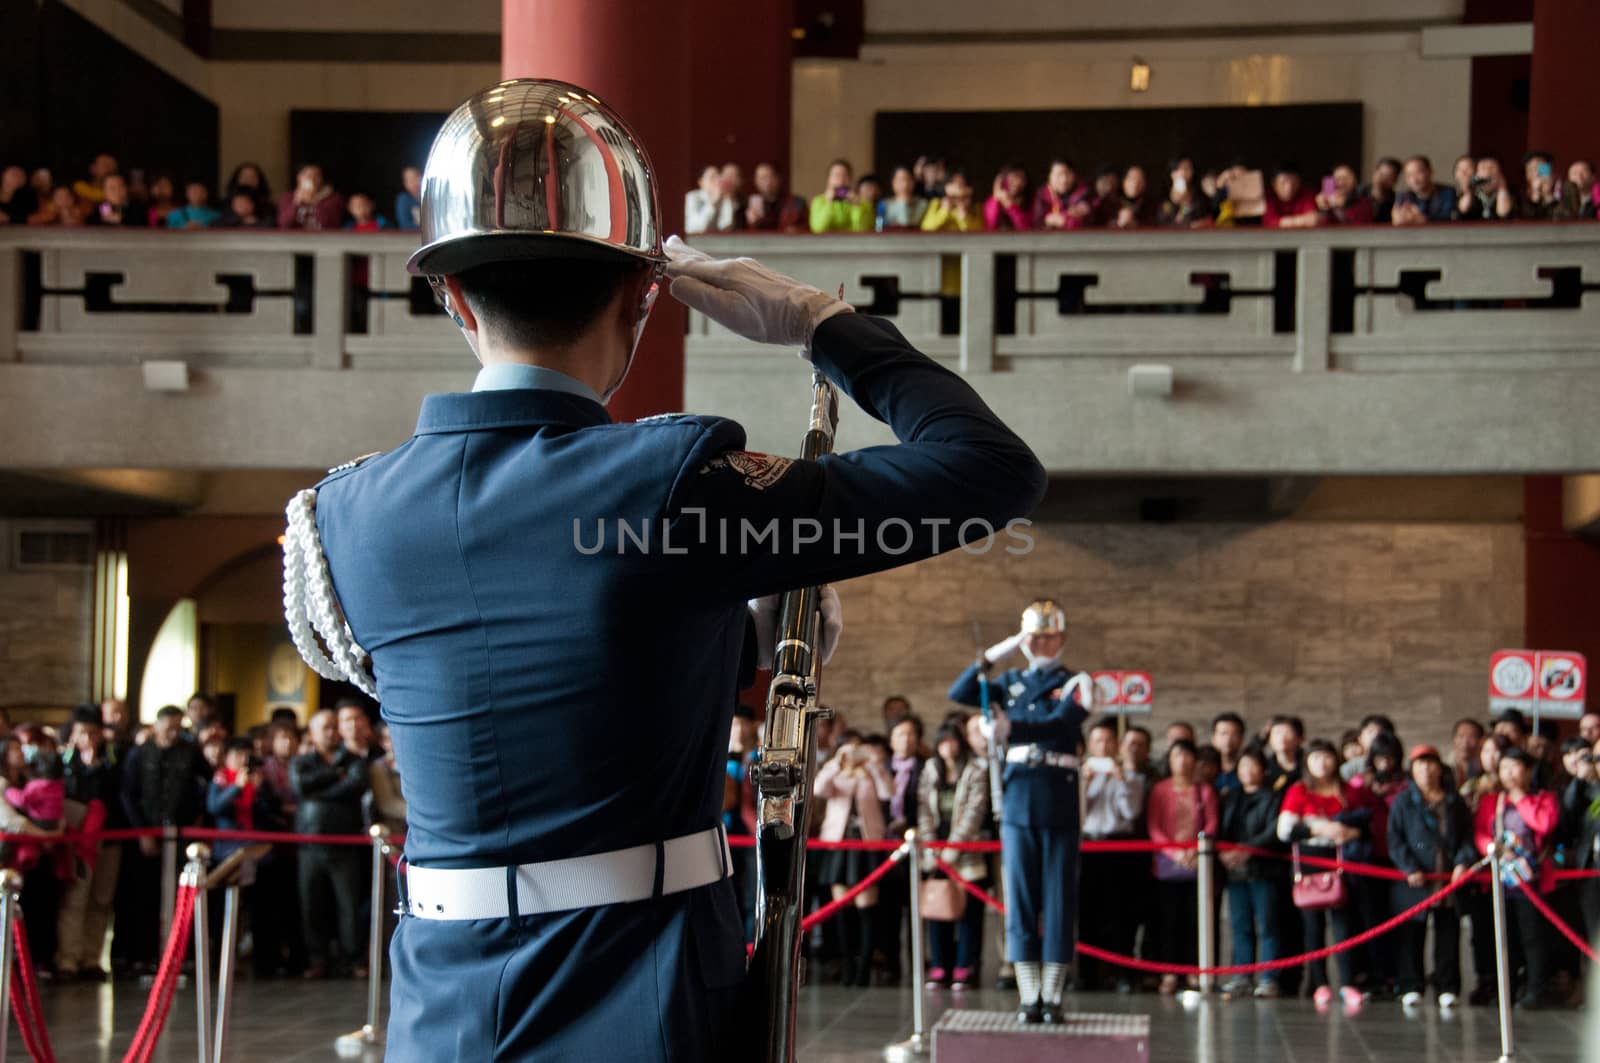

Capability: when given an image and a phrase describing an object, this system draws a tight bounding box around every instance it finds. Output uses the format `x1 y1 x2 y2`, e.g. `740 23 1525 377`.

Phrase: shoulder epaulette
327 451 384 475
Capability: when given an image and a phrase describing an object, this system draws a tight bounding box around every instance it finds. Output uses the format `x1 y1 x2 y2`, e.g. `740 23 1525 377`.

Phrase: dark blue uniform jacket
314 313 1045 1060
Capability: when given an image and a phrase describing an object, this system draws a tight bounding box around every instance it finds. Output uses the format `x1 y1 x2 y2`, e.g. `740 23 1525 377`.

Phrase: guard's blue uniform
949 662 1087 964
313 313 1045 1061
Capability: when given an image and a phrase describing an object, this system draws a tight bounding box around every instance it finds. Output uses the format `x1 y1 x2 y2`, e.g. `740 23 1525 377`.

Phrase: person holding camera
1560 738 1600 950
684 164 738 235
814 735 895 986
809 158 872 233
1456 157 1518 221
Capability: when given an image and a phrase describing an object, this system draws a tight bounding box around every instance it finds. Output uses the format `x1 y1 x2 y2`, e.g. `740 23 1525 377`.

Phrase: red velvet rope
122 882 196 1063
928 853 1486 977
1511 868 1599 962
745 847 907 958
11 921 55 1063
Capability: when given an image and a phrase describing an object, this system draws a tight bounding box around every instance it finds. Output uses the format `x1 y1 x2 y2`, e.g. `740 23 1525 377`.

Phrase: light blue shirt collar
471 363 603 405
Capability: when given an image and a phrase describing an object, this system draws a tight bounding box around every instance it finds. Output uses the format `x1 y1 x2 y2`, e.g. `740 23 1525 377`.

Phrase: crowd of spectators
1 693 402 984
724 697 1600 1012
6 148 1593 241
684 150 1600 235
0 154 424 233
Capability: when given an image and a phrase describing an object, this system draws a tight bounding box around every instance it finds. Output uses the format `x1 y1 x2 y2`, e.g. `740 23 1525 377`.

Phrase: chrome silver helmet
1021 599 1066 635
407 78 666 276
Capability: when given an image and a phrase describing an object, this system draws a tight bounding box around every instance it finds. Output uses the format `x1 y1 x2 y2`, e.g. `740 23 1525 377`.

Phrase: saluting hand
663 236 852 352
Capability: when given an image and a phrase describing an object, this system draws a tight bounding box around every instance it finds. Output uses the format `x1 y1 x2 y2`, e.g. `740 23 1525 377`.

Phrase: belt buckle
1026 746 1045 769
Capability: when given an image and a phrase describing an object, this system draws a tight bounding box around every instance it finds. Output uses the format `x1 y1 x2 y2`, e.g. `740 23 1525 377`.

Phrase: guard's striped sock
1015 961 1042 1006
1042 962 1069 1006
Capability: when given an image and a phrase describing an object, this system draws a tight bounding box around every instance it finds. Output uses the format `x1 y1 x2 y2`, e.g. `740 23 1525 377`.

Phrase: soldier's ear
622 264 659 327
439 276 479 334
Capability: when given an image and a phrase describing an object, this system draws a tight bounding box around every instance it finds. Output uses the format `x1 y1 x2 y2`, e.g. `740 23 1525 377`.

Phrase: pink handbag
1291 843 1347 911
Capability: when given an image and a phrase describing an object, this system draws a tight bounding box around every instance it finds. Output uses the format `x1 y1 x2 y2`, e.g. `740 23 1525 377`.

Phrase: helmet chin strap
600 274 661 404
1023 645 1062 670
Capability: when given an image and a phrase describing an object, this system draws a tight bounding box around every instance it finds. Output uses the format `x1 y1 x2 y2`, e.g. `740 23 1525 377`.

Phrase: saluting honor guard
949 599 1090 1025
281 79 1044 1061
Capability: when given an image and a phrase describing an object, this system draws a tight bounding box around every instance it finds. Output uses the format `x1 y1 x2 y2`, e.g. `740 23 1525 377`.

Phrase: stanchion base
334 1025 384 1057
930 1011 1149 1063
883 1032 929 1060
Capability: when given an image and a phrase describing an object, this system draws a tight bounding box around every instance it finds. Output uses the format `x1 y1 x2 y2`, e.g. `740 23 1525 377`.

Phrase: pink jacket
814 758 893 842
1147 778 1219 877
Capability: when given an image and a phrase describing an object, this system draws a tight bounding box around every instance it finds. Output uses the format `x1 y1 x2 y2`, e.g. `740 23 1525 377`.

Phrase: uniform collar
471 362 603 405
415 386 611 435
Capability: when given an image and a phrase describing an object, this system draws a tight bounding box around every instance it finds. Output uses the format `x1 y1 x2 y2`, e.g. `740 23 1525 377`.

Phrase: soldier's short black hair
456 257 646 351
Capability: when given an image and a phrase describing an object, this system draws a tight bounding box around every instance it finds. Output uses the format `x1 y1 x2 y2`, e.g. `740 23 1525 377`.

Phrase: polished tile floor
27 976 1593 1062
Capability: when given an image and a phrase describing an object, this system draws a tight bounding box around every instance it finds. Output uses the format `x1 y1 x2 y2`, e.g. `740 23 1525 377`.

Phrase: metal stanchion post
187 844 213 1063
212 883 242 1063
0 869 22 1063
1196 833 1215 995
1489 800 1515 1062
337 824 391 1054
159 825 179 948
884 832 927 1061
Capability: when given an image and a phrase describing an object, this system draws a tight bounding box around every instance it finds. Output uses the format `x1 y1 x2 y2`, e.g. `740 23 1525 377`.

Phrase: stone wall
823 519 1524 752
0 520 95 710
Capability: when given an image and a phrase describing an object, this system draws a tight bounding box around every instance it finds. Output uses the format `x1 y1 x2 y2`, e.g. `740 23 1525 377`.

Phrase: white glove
1063 671 1094 709
748 585 843 668
983 632 1025 668
979 712 1011 745
664 235 852 354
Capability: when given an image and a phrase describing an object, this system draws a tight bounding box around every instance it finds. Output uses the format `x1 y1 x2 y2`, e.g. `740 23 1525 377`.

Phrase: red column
503 1 794 421
687 0 794 189
1529 0 1600 163
502 0 690 422
1524 478 1600 710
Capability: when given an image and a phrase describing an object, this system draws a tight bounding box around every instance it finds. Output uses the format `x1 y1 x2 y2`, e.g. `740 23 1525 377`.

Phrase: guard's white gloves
749 586 842 668
1063 671 1094 709
982 633 1025 668
664 235 852 355
978 712 1011 745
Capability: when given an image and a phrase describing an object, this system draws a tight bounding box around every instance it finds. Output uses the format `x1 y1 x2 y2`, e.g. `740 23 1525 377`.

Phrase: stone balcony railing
2 225 1598 473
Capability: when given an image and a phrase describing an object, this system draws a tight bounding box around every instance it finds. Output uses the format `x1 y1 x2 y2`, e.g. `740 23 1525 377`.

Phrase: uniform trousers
1000 822 1078 964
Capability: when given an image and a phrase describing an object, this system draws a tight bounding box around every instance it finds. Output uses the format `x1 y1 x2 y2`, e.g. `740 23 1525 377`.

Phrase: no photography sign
1489 649 1586 718
1091 670 1155 714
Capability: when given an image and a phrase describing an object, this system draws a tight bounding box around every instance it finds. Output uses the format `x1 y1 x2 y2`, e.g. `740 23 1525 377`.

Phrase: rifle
975 623 1004 823
746 371 839 1063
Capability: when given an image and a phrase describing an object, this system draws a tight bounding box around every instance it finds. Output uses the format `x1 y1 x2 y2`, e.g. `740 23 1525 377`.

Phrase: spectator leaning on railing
71 153 117 206
684 164 738 235
0 165 38 224
1316 164 1374 225
1359 156 1400 224
1392 156 1457 225
1264 163 1320 229
744 161 805 232
395 165 423 231
809 158 873 233
1457 157 1518 221
878 165 928 230
166 180 220 229
1030 160 1091 230
983 164 1029 231
278 164 345 231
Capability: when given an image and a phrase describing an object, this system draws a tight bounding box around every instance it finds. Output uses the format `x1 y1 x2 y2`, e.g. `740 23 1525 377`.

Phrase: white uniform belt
1005 746 1080 770
403 825 732 921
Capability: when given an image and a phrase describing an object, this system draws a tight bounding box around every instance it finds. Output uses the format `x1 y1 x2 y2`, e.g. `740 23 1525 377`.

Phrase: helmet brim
407 230 667 277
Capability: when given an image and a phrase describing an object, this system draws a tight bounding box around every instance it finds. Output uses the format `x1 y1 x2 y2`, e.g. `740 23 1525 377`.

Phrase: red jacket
1473 789 1559 893
1264 189 1319 228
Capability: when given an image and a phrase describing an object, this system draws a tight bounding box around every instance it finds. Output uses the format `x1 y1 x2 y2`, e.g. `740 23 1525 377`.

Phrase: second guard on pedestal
949 599 1090 1024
